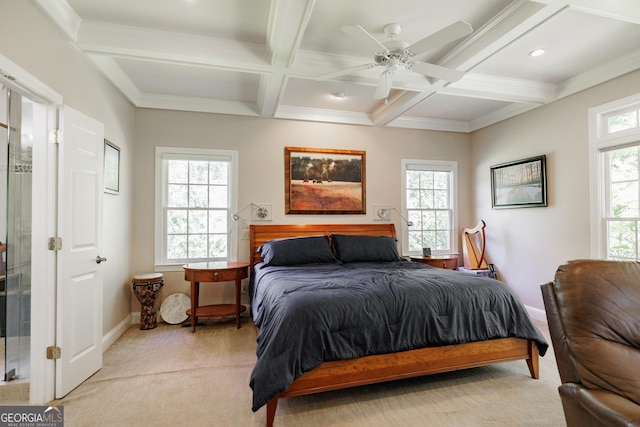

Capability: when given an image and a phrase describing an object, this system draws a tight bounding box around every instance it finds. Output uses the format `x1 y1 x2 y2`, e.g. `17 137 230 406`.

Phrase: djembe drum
132 273 164 330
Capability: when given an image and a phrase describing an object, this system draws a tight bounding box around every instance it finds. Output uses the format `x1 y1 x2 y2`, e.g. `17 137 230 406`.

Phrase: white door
55 106 105 397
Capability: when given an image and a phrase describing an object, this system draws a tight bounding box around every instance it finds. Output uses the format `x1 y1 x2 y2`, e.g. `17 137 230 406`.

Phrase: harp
462 220 488 270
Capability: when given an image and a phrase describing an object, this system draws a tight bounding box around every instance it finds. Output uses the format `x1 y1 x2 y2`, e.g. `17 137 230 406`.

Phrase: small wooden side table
410 254 459 270
183 261 249 332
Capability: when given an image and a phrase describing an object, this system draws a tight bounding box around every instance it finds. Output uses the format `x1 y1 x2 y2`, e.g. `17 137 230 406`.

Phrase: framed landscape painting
491 155 547 209
285 146 366 214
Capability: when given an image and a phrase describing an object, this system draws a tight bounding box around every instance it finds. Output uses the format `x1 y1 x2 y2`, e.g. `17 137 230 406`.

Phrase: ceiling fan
318 21 473 100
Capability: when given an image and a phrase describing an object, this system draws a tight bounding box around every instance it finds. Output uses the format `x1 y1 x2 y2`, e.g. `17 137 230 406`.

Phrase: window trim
154 146 239 271
401 159 458 256
589 92 640 259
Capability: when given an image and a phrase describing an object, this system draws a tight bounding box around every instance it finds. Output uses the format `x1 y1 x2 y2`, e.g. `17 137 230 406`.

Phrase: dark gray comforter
249 260 548 411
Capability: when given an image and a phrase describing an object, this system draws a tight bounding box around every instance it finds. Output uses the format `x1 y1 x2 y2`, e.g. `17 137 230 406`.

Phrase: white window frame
401 159 458 256
589 92 640 259
154 146 239 271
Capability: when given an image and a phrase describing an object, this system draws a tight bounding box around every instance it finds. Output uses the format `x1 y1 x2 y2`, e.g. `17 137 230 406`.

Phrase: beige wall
1 0 136 334
132 110 473 306
471 69 640 310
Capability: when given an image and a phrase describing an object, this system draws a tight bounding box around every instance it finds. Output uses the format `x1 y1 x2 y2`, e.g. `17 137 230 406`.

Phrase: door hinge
46 346 61 360
48 237 62 251
48 129 62 144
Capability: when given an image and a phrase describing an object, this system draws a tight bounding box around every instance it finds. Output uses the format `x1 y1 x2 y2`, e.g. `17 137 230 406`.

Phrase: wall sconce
376 207 414 226
232 203 269 222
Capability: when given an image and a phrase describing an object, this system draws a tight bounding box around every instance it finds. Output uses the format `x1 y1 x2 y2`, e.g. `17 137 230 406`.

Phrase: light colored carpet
50 319 565 426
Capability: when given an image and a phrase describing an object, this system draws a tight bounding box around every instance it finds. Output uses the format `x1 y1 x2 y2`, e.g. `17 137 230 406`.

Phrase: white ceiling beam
371 89 441 126
33 0 81 42
85 54 142 105
439 0 556 71
442 73 555 103
529 0 640 24
259 0 317 117
78 21 271 71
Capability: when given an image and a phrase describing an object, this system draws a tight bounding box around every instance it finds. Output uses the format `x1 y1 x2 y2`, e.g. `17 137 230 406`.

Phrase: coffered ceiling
35 0 640 132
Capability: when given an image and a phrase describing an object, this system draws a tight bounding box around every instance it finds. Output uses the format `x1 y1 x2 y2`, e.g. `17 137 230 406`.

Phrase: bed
248 223 548 426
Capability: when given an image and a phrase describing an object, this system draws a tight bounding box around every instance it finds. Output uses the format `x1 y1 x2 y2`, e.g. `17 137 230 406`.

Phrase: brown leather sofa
541 260 640 426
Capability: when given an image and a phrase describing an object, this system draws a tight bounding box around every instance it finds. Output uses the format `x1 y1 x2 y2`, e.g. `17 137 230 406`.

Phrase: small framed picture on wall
104 140 120 194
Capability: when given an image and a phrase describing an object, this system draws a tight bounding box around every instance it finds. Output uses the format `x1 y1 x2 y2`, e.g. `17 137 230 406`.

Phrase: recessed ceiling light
529 48 546 57
332 92 348 99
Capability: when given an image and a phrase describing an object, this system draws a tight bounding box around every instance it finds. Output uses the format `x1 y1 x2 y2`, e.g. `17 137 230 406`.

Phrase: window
155 147 238 270
401 159 457 256
590 93 640 260
605 108 639 134
603 145 640 260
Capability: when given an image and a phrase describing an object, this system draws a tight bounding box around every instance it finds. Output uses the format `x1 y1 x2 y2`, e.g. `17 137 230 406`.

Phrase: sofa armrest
541 282 580 383
560 383 640 427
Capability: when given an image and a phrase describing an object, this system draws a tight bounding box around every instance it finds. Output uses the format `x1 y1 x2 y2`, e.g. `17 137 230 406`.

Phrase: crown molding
469 102 541 131
556 48 640 99
444 73 555 103
388 116 471 133
275 105 373 126
33 0 81 41
85 54 142 105
138 93 259 117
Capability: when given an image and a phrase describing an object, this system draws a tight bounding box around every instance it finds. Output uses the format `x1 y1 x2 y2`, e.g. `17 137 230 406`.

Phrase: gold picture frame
285 146 366 215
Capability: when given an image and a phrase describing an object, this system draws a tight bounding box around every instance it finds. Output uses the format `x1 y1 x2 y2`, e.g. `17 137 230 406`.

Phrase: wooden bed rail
265 337 539 426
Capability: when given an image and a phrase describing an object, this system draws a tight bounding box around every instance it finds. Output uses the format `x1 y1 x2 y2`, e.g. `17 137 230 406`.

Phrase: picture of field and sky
285 147 365 214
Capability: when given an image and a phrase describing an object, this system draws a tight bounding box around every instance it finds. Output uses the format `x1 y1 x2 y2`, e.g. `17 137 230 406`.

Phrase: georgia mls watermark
0 406 63 427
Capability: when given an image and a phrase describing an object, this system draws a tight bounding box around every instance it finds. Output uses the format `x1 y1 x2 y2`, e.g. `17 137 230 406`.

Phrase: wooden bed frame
249 223 539 427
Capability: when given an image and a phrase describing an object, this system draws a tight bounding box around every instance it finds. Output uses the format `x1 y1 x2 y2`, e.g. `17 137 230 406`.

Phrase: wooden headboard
249 223 397 270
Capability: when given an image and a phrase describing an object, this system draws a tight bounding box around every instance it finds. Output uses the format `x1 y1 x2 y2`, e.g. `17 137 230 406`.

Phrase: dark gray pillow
331 234 402 263
259 236 338 266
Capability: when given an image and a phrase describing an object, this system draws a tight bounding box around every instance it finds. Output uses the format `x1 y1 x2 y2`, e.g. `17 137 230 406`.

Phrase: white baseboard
525 304 547 324
103 315 132 352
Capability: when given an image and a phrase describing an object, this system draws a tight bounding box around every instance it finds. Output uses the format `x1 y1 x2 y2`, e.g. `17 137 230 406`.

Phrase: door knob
96 256 107 264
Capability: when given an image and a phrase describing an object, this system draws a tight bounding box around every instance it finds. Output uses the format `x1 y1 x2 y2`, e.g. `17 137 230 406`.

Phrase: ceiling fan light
529 48 546 57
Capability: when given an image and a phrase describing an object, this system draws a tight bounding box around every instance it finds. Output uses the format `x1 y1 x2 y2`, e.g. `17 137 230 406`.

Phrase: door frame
0 53 62 403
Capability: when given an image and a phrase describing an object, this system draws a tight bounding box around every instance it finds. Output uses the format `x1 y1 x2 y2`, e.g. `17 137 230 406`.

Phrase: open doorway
0 84 34 385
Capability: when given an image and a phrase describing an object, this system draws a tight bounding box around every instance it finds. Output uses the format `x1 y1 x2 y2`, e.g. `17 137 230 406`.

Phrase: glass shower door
2 87 32 382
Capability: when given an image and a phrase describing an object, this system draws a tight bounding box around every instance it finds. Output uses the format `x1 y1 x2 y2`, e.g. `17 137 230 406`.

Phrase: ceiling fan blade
406 21 473 56
341 24 389 53
315 63 376 80
374 70 393 99
410 61 465 82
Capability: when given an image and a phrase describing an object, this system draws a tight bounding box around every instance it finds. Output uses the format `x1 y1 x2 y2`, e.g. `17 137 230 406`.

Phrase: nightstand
183 261 249 332
410 254 459 270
